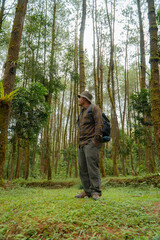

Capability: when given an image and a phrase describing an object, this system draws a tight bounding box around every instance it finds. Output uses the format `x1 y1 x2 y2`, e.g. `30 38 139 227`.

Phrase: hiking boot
75 192 90 198
92 194 100 200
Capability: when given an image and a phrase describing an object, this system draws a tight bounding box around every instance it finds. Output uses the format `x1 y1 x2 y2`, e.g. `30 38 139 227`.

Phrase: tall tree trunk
41 0 56 179
137 0 154 173
0 0 28 182
105 0 119 176
51 99 57 168
24 140 30 180
115 61 123 131
137 0 146 90
35 2 43 65
54 99 61 175
31 141 37 177
73 4 79 178
64 82 73 149
15 137 22 179
0 0 5 31
147 0 160 165
46 0 57 180
9 134 17 181
120 22 129 176
122 23 129 133
92 0 98 104
92 0 106 177
79 0 86 92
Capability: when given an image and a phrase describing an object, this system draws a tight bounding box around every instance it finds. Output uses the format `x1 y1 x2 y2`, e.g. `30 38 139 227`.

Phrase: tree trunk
9 135 17 181
73 5 79 178
92 0 106 177
137 0 146 90
92 0 98 104
79 0 86 92
31 141 37 177
0 0 5 31
121 156 126 176
54 99 60 175
24 140 30 180
15 138 22 179
147 0 160 165
115 61 123 130
105 0 119 176
120 22 129 175
51 99 57 168
0 0 28 181
40 0 57 179
137 0 154 173
64 82 73 149
146 126 156 173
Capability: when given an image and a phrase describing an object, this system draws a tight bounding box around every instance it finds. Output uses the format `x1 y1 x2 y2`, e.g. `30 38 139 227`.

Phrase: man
75 90 103 200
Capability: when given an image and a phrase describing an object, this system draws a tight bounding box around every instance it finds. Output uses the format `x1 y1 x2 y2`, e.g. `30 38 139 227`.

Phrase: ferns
0 82 19 103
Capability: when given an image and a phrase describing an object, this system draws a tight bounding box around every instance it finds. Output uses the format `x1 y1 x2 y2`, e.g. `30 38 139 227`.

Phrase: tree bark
15 137 22 179
137 0 146 90
147 0 160 164
24 140 30 180
9 134 17 181
79 0 86 92
92 0 98 104
136 0 154 173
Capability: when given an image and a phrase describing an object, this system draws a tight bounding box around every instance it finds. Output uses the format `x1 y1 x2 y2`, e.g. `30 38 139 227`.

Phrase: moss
148 8 155 14
150 37 158 42
150 57 159 62
152 68 159 72
16 5 22 12
149 26 158 32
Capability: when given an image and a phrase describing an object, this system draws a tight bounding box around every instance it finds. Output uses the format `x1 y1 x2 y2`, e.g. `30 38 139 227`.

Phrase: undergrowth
0 185 159 240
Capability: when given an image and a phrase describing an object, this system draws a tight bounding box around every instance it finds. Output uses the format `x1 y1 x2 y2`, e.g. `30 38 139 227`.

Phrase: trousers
78 141 102 196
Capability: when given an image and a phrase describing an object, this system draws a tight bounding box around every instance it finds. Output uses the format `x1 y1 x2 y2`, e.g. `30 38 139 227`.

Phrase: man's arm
92 105 103 145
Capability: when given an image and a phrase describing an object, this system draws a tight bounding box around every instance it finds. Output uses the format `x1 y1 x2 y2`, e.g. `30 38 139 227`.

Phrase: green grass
0 186 159 240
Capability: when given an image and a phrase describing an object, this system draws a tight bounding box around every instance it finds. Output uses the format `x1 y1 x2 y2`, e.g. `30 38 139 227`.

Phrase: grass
0 185 159 240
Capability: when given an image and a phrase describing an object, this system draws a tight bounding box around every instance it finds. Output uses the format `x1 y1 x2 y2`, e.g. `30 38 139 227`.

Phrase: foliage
0 185 159 239
119 130 133 156
60 144 77 177
61 144 77 163
10 82 50 141
130 89 152 126
1 0 160 180
0 82 19 103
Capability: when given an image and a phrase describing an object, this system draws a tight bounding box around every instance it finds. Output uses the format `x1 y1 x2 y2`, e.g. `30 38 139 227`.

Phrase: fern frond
0 82 4 98
0 86 19 103
7 88 19 99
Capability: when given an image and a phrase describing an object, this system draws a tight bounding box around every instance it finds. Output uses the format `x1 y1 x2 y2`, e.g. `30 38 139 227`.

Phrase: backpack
88 105 111 142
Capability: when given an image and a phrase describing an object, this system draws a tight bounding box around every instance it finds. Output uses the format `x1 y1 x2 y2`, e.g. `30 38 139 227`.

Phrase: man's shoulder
89 104 101 112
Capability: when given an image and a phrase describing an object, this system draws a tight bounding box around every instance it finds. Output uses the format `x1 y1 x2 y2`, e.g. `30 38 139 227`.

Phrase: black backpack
88 106 111 142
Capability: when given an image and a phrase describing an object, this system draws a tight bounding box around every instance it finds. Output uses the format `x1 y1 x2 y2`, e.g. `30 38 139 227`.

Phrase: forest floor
0 177 160 240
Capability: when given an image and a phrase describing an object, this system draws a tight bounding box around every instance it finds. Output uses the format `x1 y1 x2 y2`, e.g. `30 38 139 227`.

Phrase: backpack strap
88 105 95 123
77 105 95 126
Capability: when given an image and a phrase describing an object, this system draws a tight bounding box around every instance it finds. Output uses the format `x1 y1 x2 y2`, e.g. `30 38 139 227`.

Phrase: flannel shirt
78 104 103 147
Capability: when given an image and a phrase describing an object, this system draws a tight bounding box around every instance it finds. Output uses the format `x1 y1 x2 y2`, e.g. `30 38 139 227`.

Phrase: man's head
78 91 93 107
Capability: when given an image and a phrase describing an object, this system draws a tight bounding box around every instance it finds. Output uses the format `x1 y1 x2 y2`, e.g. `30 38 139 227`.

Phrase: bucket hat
78 91 93 103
